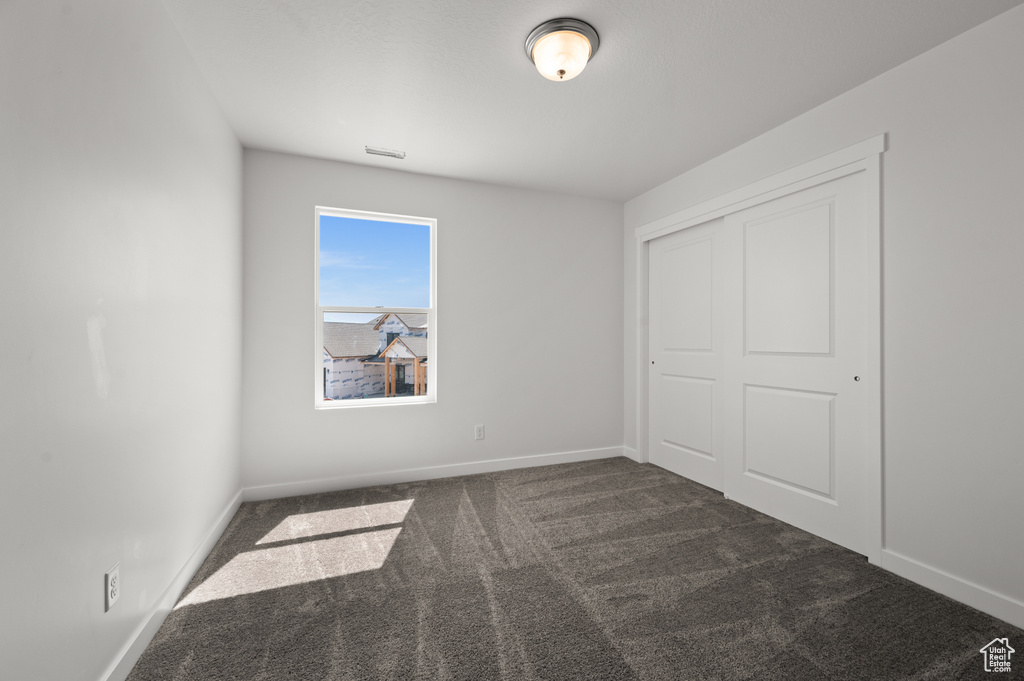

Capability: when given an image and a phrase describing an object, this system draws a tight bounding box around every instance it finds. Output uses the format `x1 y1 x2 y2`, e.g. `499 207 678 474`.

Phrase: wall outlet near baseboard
474 424 485 441
105 564 120 612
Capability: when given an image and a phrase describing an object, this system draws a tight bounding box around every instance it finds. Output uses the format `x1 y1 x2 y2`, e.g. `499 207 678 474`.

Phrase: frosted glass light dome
525 19 600 82
532 30 592 81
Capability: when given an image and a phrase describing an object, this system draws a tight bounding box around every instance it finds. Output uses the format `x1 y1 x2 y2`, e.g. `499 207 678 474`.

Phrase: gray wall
0 1 243 678
624 6 1024 623
242 150 624 492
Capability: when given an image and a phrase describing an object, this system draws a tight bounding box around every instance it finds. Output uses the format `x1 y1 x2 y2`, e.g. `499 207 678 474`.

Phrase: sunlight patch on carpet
176 500 414 608
257 499 415 545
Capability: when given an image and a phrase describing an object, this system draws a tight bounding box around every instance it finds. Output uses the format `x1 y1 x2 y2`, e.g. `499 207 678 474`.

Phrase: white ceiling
161 0 1022 202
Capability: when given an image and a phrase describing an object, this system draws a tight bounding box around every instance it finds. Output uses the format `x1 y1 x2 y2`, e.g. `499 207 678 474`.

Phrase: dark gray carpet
128 458 1021 680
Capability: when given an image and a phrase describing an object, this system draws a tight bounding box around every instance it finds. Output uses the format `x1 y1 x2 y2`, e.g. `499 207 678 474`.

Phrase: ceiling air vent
365 146 406 159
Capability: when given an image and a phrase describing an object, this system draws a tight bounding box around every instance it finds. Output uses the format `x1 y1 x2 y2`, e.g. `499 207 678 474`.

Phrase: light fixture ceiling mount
525 18 599 82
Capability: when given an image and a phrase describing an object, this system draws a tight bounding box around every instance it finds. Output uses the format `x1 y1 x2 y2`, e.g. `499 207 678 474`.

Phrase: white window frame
314 206 437 409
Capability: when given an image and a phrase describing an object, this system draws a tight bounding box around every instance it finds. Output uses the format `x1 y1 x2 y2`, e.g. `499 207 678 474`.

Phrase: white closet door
722 171 869 555
648 218 726 491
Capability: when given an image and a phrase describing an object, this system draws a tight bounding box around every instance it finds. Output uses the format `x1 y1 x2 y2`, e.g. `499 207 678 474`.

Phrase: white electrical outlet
474 424 485 440
105 564 120 612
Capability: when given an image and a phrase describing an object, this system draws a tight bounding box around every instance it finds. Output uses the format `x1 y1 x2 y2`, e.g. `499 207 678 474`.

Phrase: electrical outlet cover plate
475 425 485 440
105 564 120 612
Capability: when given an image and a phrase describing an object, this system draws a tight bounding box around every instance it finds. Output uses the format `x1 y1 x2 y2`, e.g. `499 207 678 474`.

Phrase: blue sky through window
319 215 430 308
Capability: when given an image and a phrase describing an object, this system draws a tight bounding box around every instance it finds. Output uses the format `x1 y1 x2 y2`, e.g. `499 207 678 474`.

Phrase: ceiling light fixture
525 18 599 82
365 146 406 159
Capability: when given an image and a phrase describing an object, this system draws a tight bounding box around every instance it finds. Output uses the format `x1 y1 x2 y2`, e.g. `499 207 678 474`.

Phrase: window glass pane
319 216 430 308
322 311 428 401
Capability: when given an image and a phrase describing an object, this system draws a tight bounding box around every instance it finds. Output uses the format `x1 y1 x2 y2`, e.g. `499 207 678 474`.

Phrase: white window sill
315 395 436 410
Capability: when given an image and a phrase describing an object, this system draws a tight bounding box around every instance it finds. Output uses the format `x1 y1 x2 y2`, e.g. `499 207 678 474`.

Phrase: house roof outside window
373 313 427 331
323 322 380 358
382 335 428 359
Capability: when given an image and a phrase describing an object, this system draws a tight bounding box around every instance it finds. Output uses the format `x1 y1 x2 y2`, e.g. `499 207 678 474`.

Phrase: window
315 206 436 407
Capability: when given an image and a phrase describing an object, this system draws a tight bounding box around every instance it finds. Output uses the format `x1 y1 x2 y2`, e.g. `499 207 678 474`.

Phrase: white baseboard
622 446 642 463
99 490 243 681
243 446 626 502
881 549 1024 630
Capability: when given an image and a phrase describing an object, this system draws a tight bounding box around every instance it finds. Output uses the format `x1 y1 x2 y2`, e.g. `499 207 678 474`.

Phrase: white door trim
633 133 885 565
